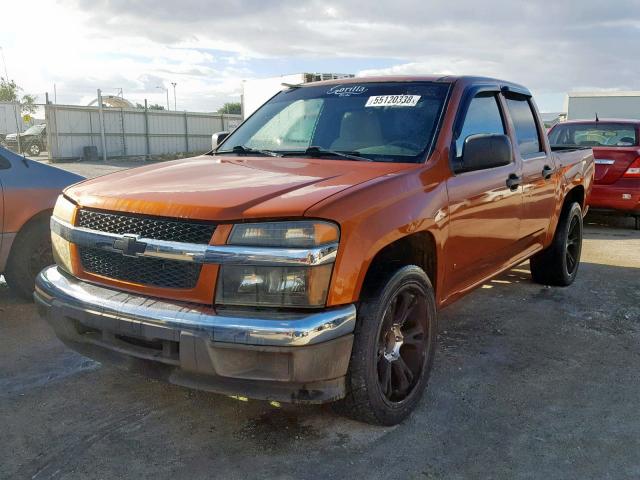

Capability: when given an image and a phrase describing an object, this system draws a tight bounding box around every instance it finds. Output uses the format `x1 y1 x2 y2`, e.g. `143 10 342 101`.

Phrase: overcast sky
1 0 639 113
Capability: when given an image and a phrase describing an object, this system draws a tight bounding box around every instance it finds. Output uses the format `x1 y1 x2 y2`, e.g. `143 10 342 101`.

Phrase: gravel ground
0 160 638 479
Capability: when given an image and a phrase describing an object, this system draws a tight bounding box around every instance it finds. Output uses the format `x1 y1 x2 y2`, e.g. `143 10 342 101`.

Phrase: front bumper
35 265 356 403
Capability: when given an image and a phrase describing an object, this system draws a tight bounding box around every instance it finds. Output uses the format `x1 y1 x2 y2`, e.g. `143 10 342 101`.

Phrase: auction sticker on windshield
365 95 421 107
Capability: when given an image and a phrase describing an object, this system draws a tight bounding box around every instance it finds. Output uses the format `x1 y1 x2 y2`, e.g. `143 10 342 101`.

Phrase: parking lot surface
1 161 639 479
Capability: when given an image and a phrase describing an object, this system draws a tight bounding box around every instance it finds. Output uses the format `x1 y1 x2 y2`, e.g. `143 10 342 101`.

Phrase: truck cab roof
294 75 532 97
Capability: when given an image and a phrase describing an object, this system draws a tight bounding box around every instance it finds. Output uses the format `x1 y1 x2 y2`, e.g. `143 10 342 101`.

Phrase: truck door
444 90 523 295
503 94 558 247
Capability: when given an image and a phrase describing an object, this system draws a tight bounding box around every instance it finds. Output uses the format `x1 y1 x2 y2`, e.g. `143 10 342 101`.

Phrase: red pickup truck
549 119 640 229
36 76 594 425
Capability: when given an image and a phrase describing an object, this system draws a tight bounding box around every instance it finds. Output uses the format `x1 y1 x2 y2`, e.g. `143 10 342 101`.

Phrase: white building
565 91 640 120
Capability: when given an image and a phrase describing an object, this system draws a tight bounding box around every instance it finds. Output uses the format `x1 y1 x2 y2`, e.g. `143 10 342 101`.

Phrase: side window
0 152 10 169
505 96 544 156
456 94 505 158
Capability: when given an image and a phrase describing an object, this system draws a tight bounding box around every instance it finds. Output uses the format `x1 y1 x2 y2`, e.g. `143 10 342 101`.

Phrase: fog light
51 232 73 274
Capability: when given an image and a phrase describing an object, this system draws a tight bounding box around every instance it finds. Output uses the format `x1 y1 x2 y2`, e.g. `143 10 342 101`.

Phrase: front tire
4 219 54 300
530 202 583 286
335 265 437 426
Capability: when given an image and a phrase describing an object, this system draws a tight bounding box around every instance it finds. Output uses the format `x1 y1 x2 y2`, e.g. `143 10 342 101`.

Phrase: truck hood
6 133 34 139
66 155 415 221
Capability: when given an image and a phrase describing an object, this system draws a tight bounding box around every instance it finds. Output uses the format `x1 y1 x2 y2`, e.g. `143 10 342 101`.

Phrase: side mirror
212 131 229 150
459 134 513 172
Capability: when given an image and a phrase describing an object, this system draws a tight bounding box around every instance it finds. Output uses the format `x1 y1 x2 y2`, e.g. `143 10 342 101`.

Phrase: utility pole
0 46 9 79
171 82 177 111
97 89 107 162
156 86 169 110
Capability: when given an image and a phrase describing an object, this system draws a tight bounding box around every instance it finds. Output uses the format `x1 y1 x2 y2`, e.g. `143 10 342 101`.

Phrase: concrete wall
45 104 242 160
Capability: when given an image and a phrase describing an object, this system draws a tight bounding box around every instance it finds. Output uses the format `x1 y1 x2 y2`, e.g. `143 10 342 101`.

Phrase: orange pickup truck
35 76 594 425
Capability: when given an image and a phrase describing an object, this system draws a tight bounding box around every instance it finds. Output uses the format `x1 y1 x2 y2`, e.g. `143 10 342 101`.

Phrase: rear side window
0 152 10 169
505 97 544 156
456 94 505 158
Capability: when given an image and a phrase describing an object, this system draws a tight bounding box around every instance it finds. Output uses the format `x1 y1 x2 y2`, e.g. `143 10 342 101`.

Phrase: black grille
79 247 201 289
77 209 215 244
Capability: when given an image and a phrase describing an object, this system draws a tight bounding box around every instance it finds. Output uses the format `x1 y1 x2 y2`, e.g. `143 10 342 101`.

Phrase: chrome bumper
35 266 356 402
35 266 356 347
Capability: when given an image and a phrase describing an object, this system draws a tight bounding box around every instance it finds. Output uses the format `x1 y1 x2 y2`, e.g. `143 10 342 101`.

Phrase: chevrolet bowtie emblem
112 234 147 257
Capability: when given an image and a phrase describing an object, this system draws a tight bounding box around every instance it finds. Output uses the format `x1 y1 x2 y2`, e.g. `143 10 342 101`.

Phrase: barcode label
365 95 421 107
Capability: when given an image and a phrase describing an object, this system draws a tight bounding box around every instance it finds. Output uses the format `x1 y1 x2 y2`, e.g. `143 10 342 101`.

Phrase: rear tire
27 143 41 156
4 218 54 300
530 202 583 286
334 265 437 426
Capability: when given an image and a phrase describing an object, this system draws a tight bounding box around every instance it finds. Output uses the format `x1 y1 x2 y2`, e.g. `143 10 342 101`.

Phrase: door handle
506 173 521 191
542 165 554 179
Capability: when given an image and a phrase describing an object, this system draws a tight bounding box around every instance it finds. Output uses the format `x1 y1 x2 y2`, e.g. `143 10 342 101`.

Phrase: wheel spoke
395 291 417 326
383 296 398 326
378 358 392 397
402 325 424 347
392 357 414 394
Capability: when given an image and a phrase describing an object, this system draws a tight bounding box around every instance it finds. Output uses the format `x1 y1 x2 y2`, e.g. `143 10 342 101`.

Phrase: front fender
307 168 449 306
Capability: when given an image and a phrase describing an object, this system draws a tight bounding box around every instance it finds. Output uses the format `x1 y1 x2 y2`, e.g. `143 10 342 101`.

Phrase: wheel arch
563 184 585 212
359 231 438 303
7 208 52 260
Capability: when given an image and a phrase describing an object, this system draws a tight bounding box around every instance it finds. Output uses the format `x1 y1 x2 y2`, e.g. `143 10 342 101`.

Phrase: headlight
228 221 338 248
216 221 339 308
51 195 76 273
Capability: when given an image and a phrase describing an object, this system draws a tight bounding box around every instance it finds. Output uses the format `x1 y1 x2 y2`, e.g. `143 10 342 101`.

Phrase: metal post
171 82 177 111
97 89 107 162
12 103 22 154
144 99 150 160
120 108 126 157
184 111 189 153
44 102 55 161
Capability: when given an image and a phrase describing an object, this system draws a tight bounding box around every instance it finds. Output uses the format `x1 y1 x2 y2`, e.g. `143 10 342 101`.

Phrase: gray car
0 146 84 298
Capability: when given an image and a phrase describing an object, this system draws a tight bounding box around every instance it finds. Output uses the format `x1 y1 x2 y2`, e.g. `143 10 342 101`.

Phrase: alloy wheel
377 285 429 403
565 215 580 274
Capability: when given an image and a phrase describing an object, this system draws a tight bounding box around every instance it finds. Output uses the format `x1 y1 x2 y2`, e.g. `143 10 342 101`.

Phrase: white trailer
241 73 354 119
565 91 640 120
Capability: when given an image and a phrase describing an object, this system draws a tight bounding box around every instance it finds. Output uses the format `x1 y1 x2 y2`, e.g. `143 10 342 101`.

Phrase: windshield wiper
216 145 282 157
284 146 372 162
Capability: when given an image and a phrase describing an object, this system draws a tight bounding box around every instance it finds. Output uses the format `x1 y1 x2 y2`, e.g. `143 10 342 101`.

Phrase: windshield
23 124 44 135
218 82 450 163
549 123 638 147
